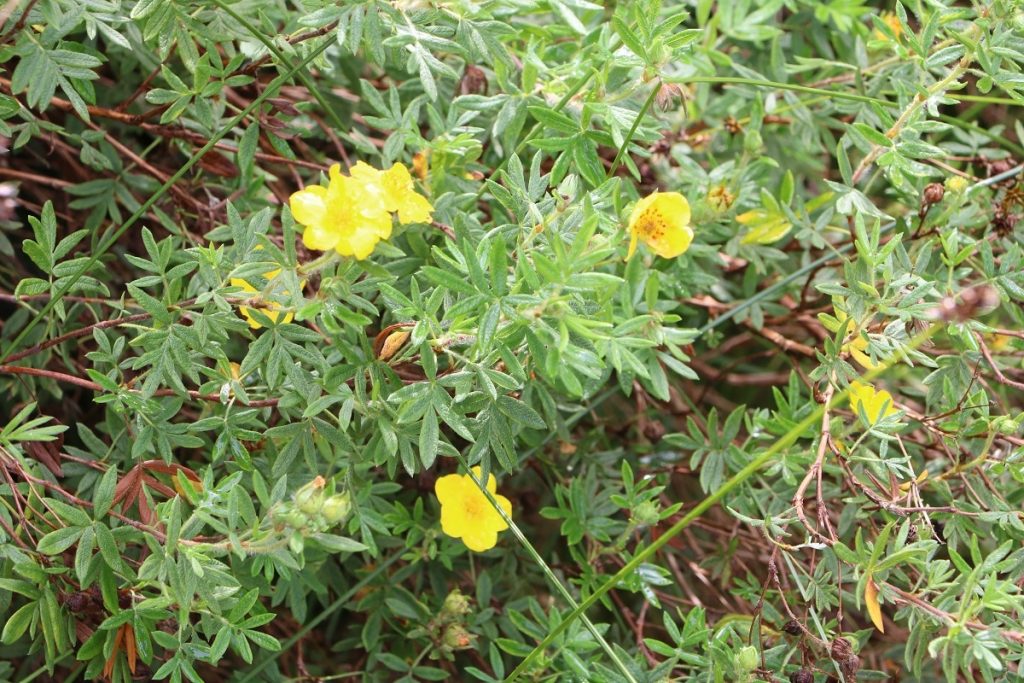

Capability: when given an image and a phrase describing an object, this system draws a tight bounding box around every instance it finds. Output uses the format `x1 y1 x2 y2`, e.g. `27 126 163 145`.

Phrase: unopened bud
736 645 758 672
993 415 1020 436
632 501 660 527
707 184 736 213
441 589 472 618
443 623 474 650
283 509 308 529
945 176 968 194
321 493 352 525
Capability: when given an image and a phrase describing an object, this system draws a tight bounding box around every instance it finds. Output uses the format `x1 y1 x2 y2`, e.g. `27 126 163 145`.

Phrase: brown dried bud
987 158 1013 178
922 182 945 206
642 419 666 442
458 65 488 96
63 592 90 613
830 636 854 662
724 116 743 134
789 670 814 683
930 285 999 322
782 619 803 636
655 82 683 111
840 654 861 679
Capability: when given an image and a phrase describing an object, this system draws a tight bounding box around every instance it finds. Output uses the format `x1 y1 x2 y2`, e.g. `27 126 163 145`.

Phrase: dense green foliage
2 0 1024 681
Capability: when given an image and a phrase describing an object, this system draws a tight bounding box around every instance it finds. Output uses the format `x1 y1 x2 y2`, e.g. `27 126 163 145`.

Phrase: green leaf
419 409 439 469
1 602 36 644
495 396 546 430
93 466 118 519
37 526 84 555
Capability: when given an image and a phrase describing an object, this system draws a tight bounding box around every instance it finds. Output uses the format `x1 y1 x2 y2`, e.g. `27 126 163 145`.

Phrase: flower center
463 494 487 519
636 208 667 240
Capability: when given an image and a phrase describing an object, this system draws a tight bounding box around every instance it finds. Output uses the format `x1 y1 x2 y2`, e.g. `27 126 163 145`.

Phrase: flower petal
471 466 497 494
335 227 380 260
627 191 692 259
303 224 340 252
489 494 512 532
229 278 257 293
289 186 328 227
396 193 434 224
649 224 693 259
434 474 464 505
461 526 498 552
440 501 470 539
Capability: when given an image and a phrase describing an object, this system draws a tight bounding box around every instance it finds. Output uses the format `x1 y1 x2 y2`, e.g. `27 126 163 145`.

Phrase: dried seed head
789 669 814 683
830 636 854 662
459 65 488 95
642 419 667 442
840 654 861 679
922 182 945 206
655 82 683 111
707 184 736 213
724 116 743 134
782 619 803 636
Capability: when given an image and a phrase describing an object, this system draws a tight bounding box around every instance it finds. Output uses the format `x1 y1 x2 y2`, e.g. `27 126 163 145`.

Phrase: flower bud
442 623 474 650
993 415 1020 436
735 645 759 672
283 509 308 529
294 476 326 514
743 130 763 153
945 175 968 194
295 487 323 515
321 493 352 525
707 184 736 213
441 589 472 618
632 500 661 527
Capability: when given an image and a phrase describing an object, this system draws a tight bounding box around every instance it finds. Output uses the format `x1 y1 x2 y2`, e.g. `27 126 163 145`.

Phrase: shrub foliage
1 1 1024 681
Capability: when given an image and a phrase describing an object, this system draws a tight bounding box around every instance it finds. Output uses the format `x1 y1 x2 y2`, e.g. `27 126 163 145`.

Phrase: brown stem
0 364 279 407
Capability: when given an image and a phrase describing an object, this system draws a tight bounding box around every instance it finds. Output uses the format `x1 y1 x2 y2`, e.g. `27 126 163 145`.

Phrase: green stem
208 0 349 138
667 75 891 106
452 452 639 683
608 81 661 177
239 550 405 682
506 325 940 681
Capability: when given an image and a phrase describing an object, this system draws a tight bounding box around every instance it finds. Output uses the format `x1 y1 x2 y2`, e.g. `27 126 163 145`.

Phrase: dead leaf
864 574 885 633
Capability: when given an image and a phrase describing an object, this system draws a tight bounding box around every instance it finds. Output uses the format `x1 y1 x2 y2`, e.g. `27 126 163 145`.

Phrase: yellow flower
350 161 434 225
289 161 433 260
737 208 792 245
412 151 429 181
846 334 880 370
230 268 297 329
986 333 1014 352
290 164 393 260
435 467 512 552
626 191 693 260
849 381 898 425
828 302 883 370
874 12 903 41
